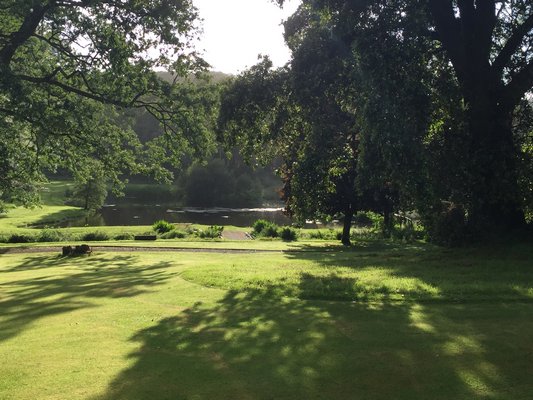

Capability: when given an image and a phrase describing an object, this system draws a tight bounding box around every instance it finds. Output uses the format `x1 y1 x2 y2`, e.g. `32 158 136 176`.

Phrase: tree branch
15 73 136 107
492 12 533 74
428 0 467 83
0 3 52 66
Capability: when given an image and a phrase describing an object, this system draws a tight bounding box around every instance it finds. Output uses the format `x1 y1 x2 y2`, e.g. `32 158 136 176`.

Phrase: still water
56 205 294 228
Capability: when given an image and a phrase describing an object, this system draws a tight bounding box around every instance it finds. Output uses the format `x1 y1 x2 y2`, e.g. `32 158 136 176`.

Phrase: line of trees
1 1 531 245
219 0 533 245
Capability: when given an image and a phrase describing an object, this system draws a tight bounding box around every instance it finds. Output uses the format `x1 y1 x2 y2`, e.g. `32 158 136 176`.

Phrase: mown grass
181 240 533 302
1 242 533 399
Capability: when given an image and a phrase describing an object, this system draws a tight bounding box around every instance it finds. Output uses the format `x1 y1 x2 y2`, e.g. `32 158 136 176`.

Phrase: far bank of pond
47 205 298 228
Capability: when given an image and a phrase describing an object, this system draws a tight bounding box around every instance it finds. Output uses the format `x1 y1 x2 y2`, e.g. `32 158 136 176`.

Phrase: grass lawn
1 241 533 399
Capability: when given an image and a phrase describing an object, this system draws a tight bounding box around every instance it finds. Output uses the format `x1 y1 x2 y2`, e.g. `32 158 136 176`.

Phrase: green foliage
252 220 279 238
279 227 298 242
306 229 340 240
160 230 187 239
252 219 270 235
352 212 374 227
81 231 110 242
0 1 217 206
423 202 468 247
218 41 398 246
114 233 135 241
37 229 67 243
68 162 108 211
7 233 35 243
152 220 175 234
289 0 532 237
197 225 224 239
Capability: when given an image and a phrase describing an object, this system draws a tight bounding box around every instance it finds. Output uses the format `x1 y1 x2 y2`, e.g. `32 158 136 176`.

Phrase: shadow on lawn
92 286 533 400
0 254 174 342
29 207 88 227
284 241 533 302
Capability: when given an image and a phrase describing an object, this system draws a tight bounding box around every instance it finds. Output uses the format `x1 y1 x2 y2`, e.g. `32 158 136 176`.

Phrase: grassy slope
1 243 533 399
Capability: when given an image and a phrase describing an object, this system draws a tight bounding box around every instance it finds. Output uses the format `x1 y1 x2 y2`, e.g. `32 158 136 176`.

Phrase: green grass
0 180 86 236
1 242 533 399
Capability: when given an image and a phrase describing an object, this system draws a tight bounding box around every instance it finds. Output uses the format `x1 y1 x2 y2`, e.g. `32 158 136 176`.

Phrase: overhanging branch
492 13 533 74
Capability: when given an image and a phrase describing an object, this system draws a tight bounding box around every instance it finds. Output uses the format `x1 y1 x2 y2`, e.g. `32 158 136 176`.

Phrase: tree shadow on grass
91 283 533 400
0 254 175 342
285 239 434 254
283 241 533 303
29 207 88 227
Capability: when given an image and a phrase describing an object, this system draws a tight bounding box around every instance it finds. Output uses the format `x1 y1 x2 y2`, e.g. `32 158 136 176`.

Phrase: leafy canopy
0 0 215 207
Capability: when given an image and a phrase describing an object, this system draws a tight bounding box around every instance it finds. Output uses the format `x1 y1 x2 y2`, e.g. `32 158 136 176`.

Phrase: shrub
114 233 134 240
160 230 187 239
353 212 375 227
38 229 66 243
262 224 279 238
252 219 279 238
307 229 339 240
252 219 269 235
423 202 467 246
280 227 298 241
198 225 224 239
0 234 8 243
82 231 110 241
8 233 35 243
152 220 175 234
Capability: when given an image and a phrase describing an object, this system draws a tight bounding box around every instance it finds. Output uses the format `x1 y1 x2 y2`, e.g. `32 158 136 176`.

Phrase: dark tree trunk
464 90 526 234
341 208 354 246
427 0 529 238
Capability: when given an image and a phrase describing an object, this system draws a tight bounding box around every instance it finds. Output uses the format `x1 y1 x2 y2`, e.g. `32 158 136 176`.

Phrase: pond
53 205 297 228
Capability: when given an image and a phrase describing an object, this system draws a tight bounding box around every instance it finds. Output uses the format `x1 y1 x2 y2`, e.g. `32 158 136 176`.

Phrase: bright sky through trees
193 0 300 74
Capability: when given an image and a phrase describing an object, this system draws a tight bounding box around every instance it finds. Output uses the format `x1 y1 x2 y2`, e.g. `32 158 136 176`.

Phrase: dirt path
0 245 281 255
221 230 251 240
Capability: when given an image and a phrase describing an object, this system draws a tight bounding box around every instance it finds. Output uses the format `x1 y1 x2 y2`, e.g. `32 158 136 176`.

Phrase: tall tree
278 0 533 236
218 32 396 245
0 0 212 206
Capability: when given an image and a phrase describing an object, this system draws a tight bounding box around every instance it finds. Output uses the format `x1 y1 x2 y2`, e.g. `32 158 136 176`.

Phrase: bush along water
81 231 110 241
252 219 298 241
114 233 135 241
152 220 175 234
279 227 298 241
252 219 279 238
160 230 187 239
197 225 224 239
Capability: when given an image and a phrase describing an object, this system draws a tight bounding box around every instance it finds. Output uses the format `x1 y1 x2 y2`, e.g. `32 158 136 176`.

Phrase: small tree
70 164 108 212
71 178 107 212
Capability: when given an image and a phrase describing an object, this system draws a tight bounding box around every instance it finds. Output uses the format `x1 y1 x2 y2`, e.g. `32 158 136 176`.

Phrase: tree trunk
341 208 354 246
464 93 525 234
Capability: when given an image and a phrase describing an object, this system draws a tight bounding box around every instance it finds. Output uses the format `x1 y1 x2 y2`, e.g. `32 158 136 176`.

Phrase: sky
192 0 301 74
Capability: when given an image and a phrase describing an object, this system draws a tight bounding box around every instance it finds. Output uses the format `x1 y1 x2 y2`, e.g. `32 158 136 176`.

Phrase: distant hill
156 70 232 84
